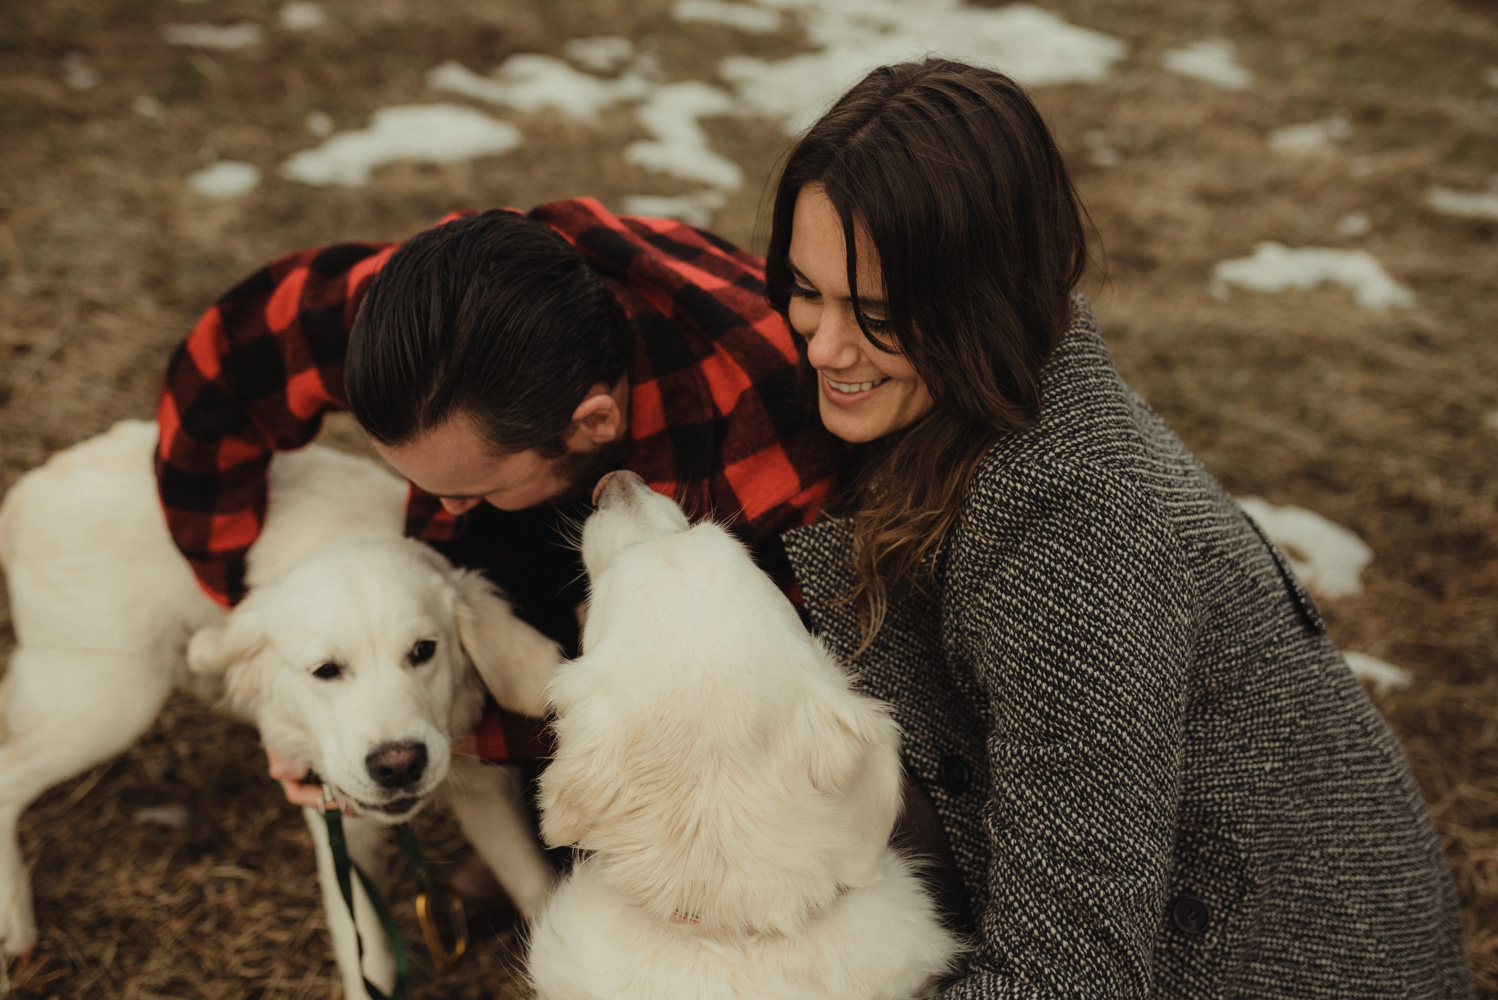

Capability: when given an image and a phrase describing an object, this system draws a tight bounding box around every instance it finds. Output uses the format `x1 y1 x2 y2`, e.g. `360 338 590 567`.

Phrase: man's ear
451 569 561 717
187 604 272 713
568 380 627 446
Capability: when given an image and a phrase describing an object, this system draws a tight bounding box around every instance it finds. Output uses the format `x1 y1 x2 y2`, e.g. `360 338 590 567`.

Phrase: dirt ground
1 0 1496 996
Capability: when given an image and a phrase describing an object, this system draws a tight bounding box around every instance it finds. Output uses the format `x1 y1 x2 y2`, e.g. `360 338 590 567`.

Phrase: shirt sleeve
934 460 1195 998
155 241 399 606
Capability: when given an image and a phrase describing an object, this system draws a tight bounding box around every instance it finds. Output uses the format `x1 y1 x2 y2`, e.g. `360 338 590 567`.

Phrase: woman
766 60 1471 998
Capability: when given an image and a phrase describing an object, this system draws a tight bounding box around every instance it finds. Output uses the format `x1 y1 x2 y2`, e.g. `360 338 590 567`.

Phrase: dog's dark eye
409 640 437 665
312 662 342 681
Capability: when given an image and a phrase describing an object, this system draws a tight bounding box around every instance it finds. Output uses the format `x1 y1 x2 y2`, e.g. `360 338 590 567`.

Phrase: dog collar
669 884 850 933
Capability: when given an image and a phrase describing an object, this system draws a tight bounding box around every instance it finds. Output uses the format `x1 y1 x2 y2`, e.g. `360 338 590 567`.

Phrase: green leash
322 804 412 1000
319 792 469 1000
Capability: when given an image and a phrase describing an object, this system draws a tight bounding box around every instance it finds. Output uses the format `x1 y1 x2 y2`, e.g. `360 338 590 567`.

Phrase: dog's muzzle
593 469 646 507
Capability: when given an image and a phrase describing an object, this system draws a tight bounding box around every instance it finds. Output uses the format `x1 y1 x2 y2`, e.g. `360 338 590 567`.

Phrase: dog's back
0 420 214 655
531 472 960 999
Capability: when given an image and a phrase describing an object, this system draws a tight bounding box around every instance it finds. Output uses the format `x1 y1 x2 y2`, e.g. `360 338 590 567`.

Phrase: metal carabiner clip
415 888 468 971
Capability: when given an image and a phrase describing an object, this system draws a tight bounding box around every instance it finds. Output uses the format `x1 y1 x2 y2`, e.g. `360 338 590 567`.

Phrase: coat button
1170 894 1210 936
937 754 970 794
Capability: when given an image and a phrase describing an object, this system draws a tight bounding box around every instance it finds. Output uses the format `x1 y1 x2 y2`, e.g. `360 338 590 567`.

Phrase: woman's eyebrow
784 259 887 307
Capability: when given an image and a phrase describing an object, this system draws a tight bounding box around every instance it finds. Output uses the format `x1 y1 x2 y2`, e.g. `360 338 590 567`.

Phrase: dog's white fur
0 419 558 999
527 471 959 1000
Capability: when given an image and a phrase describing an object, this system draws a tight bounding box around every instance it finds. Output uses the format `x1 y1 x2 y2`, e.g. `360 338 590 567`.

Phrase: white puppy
527 471 959 1000
0 419 558 1000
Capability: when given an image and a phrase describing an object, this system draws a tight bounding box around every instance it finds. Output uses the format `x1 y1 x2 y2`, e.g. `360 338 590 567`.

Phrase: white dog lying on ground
527 470 960 1000
0 419 559 1000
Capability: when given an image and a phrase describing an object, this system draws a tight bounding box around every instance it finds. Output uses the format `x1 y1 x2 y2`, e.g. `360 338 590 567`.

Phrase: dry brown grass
2 0 1496 996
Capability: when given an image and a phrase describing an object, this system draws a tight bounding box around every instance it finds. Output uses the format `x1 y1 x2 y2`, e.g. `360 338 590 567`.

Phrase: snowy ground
2 0 1497 996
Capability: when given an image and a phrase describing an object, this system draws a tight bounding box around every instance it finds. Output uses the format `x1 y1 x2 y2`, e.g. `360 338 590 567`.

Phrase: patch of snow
305 110 334 137
1084 128 1120 167
1426 186 1498 220
563 37 638 74
1485 67 1498 89
622 189 729 227
188 160 262 199
61 51 99 90
1267 115 1350 153
164 22 266 50
1335 211 1372 237
1162 38 1252 90
279 104 522 187
133 94 164 118
427 56 652 121
280 1 326 31
674 0 783 33
1211 242 1414 310
132 804 192 829
721 1 1126 135
1342 652 1412 694
1235 496 1373 600
627 82 744 190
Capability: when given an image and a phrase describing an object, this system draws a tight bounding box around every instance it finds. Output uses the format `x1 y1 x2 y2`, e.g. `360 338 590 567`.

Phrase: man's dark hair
346 209 632 456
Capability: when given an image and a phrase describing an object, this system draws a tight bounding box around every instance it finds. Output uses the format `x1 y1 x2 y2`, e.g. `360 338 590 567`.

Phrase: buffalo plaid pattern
156 197 844 760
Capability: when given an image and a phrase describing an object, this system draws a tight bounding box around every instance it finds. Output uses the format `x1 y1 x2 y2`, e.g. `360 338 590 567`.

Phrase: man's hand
264 745 335 809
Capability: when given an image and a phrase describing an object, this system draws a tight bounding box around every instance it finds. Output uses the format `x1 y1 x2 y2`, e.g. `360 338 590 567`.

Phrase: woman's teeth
827 376 889 394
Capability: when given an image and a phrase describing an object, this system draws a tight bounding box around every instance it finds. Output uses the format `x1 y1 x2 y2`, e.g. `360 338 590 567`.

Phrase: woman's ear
450 569 560 717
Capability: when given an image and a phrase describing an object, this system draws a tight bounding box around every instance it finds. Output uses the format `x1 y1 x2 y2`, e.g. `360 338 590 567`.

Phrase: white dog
527 470 959 1000
0 419 558 999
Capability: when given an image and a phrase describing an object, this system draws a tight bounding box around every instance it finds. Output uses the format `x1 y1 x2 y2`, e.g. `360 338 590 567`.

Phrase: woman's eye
409 639 437 665
787 281 819 301
312 662 342 681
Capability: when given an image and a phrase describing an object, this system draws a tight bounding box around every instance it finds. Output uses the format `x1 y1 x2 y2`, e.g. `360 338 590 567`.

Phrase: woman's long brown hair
765 60 1090 648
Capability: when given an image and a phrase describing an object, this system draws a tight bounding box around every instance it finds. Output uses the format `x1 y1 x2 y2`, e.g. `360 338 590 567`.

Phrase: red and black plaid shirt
157 197 844 759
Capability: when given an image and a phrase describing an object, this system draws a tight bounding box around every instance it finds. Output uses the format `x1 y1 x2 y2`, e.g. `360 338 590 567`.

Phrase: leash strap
323 806 411 1000
394 823 468 971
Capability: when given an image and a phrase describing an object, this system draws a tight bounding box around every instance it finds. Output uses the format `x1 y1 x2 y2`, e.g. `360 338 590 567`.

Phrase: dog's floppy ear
450 569 560 717
187 605 273 714
796 672 904 854
534 659 622 848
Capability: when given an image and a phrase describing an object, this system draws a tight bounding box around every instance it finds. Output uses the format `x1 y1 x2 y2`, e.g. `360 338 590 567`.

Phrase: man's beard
544 438 629 507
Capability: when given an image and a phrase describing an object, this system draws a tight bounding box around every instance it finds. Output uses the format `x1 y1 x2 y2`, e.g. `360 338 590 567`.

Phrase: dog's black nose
366 741 428 789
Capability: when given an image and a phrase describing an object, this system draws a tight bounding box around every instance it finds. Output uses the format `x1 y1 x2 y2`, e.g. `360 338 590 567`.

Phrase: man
157 199 844 803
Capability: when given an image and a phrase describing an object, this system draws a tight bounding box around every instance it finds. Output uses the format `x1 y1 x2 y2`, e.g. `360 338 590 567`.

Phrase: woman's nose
439 496 481 515
803 307 862 370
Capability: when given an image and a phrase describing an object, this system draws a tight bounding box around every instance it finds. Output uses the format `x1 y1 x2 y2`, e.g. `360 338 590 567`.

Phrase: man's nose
439 496 481 515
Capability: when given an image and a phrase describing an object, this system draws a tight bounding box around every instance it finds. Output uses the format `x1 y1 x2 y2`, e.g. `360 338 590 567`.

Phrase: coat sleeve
933 459 1196 998
155 241 405 606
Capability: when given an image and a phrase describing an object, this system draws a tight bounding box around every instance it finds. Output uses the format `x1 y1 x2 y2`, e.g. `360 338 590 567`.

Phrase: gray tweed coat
781 297 1472 999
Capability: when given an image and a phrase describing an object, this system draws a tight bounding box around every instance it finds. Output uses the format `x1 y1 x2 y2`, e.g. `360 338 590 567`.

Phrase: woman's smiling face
785 184 935 444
